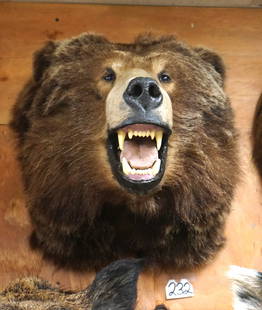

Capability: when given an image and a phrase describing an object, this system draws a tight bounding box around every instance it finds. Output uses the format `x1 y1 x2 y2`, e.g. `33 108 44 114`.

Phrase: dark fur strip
228 265 262 310
252 93 262 178
0 259 144 310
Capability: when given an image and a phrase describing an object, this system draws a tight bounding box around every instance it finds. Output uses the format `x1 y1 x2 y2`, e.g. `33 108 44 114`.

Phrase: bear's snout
124 77 163 112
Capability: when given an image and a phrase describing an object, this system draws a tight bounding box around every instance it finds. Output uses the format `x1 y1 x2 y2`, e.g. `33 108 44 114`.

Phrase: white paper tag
165 278 194 300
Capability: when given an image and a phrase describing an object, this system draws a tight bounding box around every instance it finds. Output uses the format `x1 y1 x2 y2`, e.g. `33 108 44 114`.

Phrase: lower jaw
119 178 162 195
125 174 156 181
114 166 166 195
107 140 169 195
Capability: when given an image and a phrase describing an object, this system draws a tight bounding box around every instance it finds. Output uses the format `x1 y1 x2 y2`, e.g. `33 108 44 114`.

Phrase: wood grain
5 0 262 7
0 3 261 310
0 3 262 125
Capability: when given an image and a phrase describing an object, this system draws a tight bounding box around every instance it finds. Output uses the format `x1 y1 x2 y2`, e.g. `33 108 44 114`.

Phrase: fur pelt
10 33 239 270
0 259 143 310
228 265 262 310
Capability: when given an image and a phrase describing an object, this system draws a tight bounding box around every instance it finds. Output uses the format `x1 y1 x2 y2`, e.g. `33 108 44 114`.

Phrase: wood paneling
0 3 261 310
1 3 262 125
5 0 262 8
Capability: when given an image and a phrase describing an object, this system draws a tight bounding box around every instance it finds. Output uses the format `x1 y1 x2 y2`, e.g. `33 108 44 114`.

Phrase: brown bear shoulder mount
10 33 239 270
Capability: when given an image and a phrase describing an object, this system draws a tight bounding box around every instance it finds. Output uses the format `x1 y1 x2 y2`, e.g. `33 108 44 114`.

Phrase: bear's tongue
120 138 158 169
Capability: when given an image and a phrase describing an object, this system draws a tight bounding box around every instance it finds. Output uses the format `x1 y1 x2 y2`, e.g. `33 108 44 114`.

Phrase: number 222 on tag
165 279 194 300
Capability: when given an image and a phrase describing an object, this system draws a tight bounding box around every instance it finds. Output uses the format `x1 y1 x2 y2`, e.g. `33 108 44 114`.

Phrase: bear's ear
194 47 225 81
33 41 57 82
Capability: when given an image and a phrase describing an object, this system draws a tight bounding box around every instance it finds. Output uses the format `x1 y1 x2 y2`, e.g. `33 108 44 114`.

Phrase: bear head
10 33 239 269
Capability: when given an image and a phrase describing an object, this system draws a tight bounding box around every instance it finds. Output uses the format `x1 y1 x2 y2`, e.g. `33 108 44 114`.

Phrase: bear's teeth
122 157 131 175
117 129 163 151
128 131 133 139
156 131 163 151
150 131 155 140
117 130 126 151
152 158 161 174
121 158 161 176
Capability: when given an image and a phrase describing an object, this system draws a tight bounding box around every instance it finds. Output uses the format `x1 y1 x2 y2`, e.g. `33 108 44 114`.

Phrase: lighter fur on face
105 54 173 130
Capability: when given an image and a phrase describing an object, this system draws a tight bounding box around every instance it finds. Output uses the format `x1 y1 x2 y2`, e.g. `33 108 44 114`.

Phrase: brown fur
10 33 239 270
0 259 142 310
252 93 262 178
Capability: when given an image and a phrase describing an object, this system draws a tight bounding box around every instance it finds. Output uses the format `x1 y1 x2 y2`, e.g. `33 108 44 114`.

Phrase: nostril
128 84 143 98
149 83 161 98
124 77 163 111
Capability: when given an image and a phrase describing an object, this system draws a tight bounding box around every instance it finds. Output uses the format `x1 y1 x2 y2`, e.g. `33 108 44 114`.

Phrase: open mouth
107 122 171 194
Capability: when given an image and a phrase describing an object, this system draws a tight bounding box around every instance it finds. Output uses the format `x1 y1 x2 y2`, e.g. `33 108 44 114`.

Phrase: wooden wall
5 0 262 8
0 2 261 309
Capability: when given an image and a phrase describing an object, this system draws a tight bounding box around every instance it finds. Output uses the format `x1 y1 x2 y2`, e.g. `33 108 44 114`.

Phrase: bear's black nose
123 77 163 112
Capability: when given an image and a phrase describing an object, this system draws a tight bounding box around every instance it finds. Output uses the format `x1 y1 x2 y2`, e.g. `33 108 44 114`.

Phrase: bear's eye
158 72 171 83
103 69 116 82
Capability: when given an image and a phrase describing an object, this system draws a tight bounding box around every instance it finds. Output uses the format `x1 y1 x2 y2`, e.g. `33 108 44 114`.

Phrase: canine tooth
117 130 126 151
128 131 133 139
150 131 155 140
156 131 163 150
152 159 161 175
122 158 131 175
